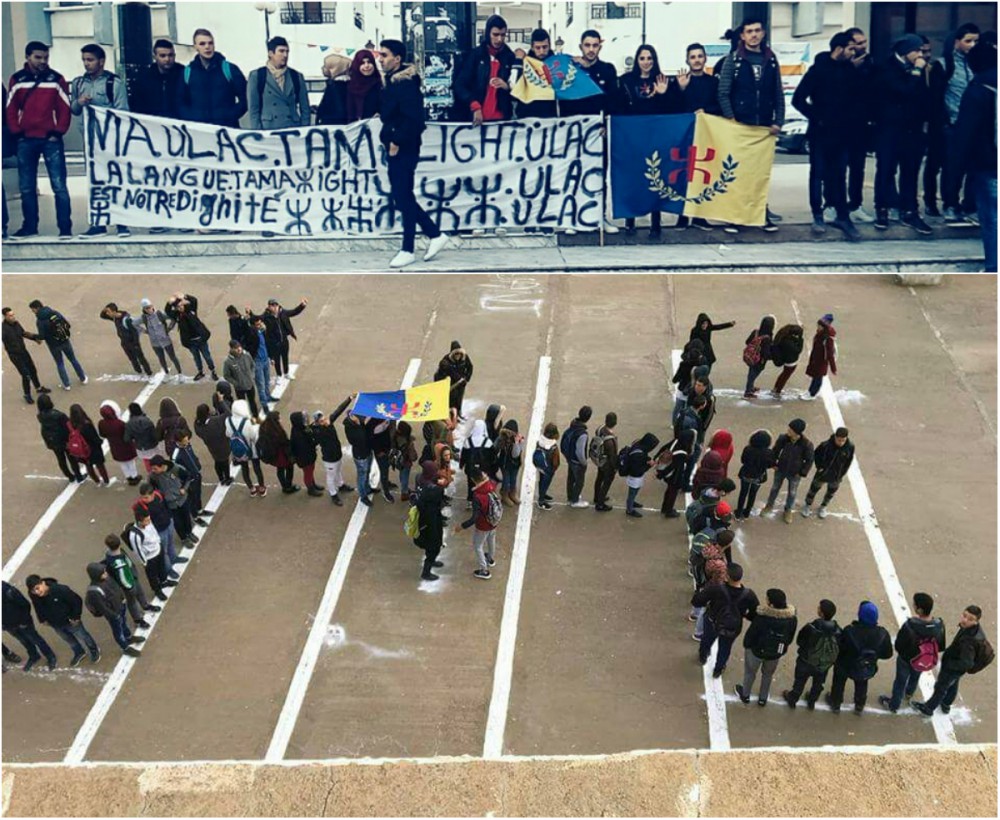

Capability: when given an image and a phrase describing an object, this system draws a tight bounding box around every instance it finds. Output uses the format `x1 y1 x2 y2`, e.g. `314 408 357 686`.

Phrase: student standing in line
769 323 805 397
455 468 501 580
742 315 775 399
801 426 854 519
131 483 185 574
591 412 618 512
672 338 706 395
736 588 797 706
460 420 494 505
782 599 842 709
343 410 373 506
735 429 772 520
257 411 299 494
913 605 992 716
392 421 418 501
655 429 696 517
691 450 726 498
36 394 84 482
155 396 189 456
311 396 355 506
761 419 814 523
223 340 261 420
692 563 759 679
68 403 109 485
99 304 151 374
26 574 100 666
879 592 946 713
123 511 176 601
622 433 659 518
496 419 524 506
148 454 197 546
245 316 276 411
99 401 141 485
124 402 162 471
194 403 233 486
226 399 267 500
2 581 57 671
172 429 212 526
827 600 893 713
103 534 158 628
164 293 217 382
803 314 837 399
290 411 324 497
259 297 307 379
367 416 398 503
414 461 446 582
84 563 143 657
533 422 560 511
561 406 592 508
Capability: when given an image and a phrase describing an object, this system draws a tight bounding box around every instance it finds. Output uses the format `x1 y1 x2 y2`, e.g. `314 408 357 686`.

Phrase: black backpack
755 620 789 661
970 635 995 675
49 313 72 343
616 446 631 477
560 425 585 463
848 629 879 680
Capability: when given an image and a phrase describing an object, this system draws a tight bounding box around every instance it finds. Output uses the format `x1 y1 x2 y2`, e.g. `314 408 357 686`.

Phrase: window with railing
591 2 642 19
355 9 364 29
280 2 335 24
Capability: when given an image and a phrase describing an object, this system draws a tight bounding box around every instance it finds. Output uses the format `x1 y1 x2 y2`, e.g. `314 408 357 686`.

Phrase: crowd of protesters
4 18 996 268
3 297 993 727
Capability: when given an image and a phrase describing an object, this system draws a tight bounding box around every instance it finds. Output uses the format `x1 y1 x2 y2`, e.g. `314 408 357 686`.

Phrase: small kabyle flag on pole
352 378 451 422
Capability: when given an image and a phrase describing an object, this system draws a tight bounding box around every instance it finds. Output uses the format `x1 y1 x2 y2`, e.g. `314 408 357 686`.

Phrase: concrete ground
1 274 995 768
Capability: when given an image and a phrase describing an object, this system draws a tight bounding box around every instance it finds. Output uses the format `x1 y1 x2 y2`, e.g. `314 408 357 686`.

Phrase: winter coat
691 582 760 638
37 406 70 452
944 48 974 125
379 64 425 151
619 72 678 115
73 419 106 465
414 483 445 551
771 433 814 478
771 325 804 367
260 304 306 353
100 310 142 349
343 416 370 460
496 422 524 475
435 349 474 393
5 65 72 139
131 490 172 531
2 319 40 366
672 339 705 392
813 436 855 482
707 430 734 474
85 563 124 620
623 434 659 486
941 624 988 675
289 412 318 467
454 42 516 121
738 430 773 483
150 464 191 510
171 442 202 479
223 351 256 392
593 424 619 473
895 616 947 664
103 550 140 592
124 414 159 452
654 431 695 488
137 309 175 349
744 316 775 366
247 65 310 130
177 52 248 127
951 67 998 179
312 397 352 462
561 59 621 116
33 306 72 349
692 451 726 496
225 400 260 460
131 62 184 118
677 73 721 114
743 603 798 660
795 618 842 670
164 295 211 350
460 479 498 532
316 78 347 125
2 581 34 629
485 404 505 446
689 313 735 366
29 579 83 627
366 418 394 456
792 51 858 132
718 44 785 126
873 54 931 132
156 397 189 454
195 412 231 462
533 437 560 477
836 620 893 676
806 324 837 378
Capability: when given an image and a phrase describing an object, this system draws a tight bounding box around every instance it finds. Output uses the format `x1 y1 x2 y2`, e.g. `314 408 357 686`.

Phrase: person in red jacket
98 401 140 485
6 41 73 239
454 468 500 580
804 314 838 398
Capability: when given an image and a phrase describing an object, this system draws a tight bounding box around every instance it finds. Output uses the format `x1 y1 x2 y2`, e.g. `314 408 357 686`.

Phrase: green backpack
803 628 840 672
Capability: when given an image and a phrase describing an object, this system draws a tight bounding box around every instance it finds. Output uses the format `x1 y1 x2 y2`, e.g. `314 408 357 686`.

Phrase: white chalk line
265 358 421 762
673 349 731 752
63 366 299 764
709 693 976 724
482 356 552 760
2 372 166 584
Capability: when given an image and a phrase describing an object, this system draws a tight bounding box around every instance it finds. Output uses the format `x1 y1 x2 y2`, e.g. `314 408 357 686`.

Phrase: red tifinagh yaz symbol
668 145 716 185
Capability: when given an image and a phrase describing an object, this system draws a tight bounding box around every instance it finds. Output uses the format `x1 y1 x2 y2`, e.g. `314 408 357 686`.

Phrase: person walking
164 293 217 381
343 409 373 506
257 411 299 494
290 411 323 497
136 299 183 377
689 314 735 373
434 342 474 419
2 307 50 404
878 592 946 713
742 315 775 399
413 462 446 581
533 422 560 511
194 403 232 486
100 304 151 377
827 600 893 713
155 396 189 457
124 402 162 472
656 429 696 517
247 37 310 131
172 429 212 526
770 323 805 397
311 396 355 506
561 406 592 508
29 300 87 389
84 563 143 657
692 563 759 679
6 41 73 240
131 483 184 575
591 412 618 512
804 314 837 398
25 574 99 666
455 14 516 126
35 393 84 482
735 429 772 520
913 605 992 716
148 454 197 547
495 419 524 507
131 39 183 120
223 339 261 420
177 28 247 127
735 588 797 706
103 534 159 628
782 599 842 709
801 426 854 518
378 38 448 268
123 511 176 602
622 433 660 518
68 403 110 485
455 468 501 580
2 580 57 671
761 419 814 523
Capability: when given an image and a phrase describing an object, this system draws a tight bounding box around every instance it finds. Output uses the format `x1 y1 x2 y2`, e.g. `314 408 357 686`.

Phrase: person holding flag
514 30 557 120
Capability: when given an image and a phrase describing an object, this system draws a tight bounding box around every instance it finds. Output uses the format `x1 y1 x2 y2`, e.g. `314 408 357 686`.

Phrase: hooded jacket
85 562 124 620
6 65 72 139
414 482 445 550
379 64 425 151
743 602 798 660
226 400 260 458
164 295 211 350
791 51 858 131
37 405 71 451
156 397 189 454
461 478 499 532
455 24 516 121
806 322 837 378
98 402 136 462
655 430 696 487
771 324 804 367
707 430 734 473
214 380 234 416
195 409 231 462
836 620 893 674
689 313 735 366
771 432 814 478
29 578 84 627
289 412 318 467
223 350 256 392
2 581 35 629
312 397 353 462
124 411 159 452
672 338 705 392
177 52 248 127
150 462 191 510
941 623 988 675
738 429 773 483
485 404 506 445
691 581 760 638
624 433 659 480
435 345 474 392
951 65 998 179
692 450 726 496
813 435 855 482
895 616 947 664
496 420 523 474
103 549 140 592
718 43 785 126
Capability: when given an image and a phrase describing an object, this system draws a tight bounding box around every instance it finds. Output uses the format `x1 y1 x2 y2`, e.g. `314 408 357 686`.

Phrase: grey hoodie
150 464 190 510
223 351 255 392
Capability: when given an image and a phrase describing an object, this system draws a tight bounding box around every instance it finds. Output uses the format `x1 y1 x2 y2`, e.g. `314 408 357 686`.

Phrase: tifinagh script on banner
83 108 604 235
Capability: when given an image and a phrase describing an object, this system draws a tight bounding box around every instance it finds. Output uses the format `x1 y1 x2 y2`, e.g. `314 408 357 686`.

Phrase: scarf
267 60 287 91
346 50 381 122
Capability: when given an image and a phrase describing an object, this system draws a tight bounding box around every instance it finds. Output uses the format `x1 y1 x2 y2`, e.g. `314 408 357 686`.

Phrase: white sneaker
823 207 837 223
817 506 828 519
603 219 620 234
800 505 812 518
570 500 589 509
389 251 415 268
423 234 448 262
799 393 817 401
850 207 875 224
564 228 577 236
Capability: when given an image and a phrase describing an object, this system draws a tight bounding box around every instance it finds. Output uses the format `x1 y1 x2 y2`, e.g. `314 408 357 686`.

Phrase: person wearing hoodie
742 315 775 399
435 342 474 420
367 416 398 503
290 411 323 497
84 562 143 656
484 404 506 477
195 403 233 485
736 588 797 706
136 299 183 376
495 419 524 507
35 393 84 481
164 293 217 382
131 483 184 575
414 461 447 581
827 600 893 713
2 580 57 671
672 338 706 394
533 422 560 511
343 409 373 505
591 412 619 512
2 306 51 404
176 29 247 127
689 529 736 641
878 592 947 713
691 450 727 498
68 403 110 485
735 429 772 520
312 396 356 505
28 300 88 389
123 403 162 471
655 429 696 517
561 406 592 508
149 454 197 546
692 563 759 678
223 340 261 420
98 401 140 485
103 534 159 628
804 315 837 398
622 433 659 518
455 14 516 124
100 303 152 377
173 429 212 526
460 419 495 503
155 397 189 456
213 380 234 416
770 324 805 397
913 604 991 716
25 574 99 666
392 421 419 501
801 427 855 519
257 411 299 494
762 419 814 523
315 53 351 125
706 429 734 476
689 313 736 372
378 38 448 269
454 467 500 580
685 482 736 535
782 598 842 708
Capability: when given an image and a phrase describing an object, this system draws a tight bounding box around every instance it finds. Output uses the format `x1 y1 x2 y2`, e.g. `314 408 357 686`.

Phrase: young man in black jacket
736 588 797 706
130 39 183 120
692 563 759 678
914 605 990 716
100 303 152 377
164 293 217 381
783 598 841 709
3 580 57 671
312 397 355 505
2 307 50 404
801 426 854 519
25 574 100 666
84 563 143 656
827 600 893 713
378 39 448 269
515 30 558 119
455 14 515 125
762 419 814 523
260 298 307 378
879 592 946 713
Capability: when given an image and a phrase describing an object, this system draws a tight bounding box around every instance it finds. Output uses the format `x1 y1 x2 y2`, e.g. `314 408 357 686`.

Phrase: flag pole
600 112 607 248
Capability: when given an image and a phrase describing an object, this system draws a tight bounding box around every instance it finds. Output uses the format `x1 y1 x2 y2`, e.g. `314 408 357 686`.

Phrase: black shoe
124 647 141 657
878 695 897 713
901 212 933 235
331 494 343 506
37 386 51 394
830 217 862 242
925 203 942 218
662 509 680 518
360 495 373 507
383 491 395 503
198 510 215 517
193 372 206 381
537 501 553 510
712 666 725 679
210 371 219 381
5 651 24 665
940 704 951 715
129 636 146 644
473 569 492 580
626 509 643 518
692 218 713 231
282 485 301 494
805 699 816 711
155 592 169 601
23 394 34 404
432 561 444 568
486 554 496 567
825 693 841 713
762 219 778 233
46 657 57 670
91 649 102 663
22 656 38 672
308 486 324 497
421 571 439 581
853 703 864 714
782 690 797 708
163 579 179 587
136 619 151 629
145 605 162 613
758 698 767 707
674 216 690 231
874 209 889 230
70 652 86 668
11 226 40 239
339 484 355 494
648 227 661 239
541 493 553 502
735 684 751 704
811 217 826 235
595 503 613 512
911 701 933 716
194 518 209 528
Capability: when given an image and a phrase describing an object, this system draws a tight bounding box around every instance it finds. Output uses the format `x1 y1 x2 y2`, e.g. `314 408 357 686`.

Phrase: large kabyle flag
352 378 451 422
610 112 776 226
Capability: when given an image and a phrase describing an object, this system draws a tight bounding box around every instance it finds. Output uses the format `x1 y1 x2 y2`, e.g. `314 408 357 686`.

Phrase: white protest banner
83 108 604 235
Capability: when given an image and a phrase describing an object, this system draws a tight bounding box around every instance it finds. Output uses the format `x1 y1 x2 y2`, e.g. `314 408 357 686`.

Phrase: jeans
108 603 132 650
744 362 765 394
566 462 587 503
53 621 99 659
122 342 152 376
188 339 215 374
593 466 615 506
354 455 372 499
974 173 997 273
626 485 641 513
538 469 553 501
874 127 926 213
786 658 830 706
374 453 392 495
254 357 274 406
501 465 519 494
399 465 412 494
271 341 290 377
805 476 840 508
152 343 183 374
157 524 179 573
808 376 824 397
829 664 869 710
888 654 922 711
923 668 963 712
387 149 441 253
472 528 496 571
49 341 87 387
17 136 72 234
766 471 801 511
699 617 735 675
5 623 57 664
742 650 781 702
736 479 761 517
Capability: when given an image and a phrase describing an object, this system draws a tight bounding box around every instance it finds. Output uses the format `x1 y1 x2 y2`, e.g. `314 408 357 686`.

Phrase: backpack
755 620 789 661
742 333 766 366
184 59 234 87
616 445 631 478
560 425 585 463
532 445 548 473
910 636 941 673
589 430 615 468
66 421 91 460
803 628 839 672
685 498 709 534
255 66 302 113
848 629 879 680
227 417 251 462
970 635 995 675
403 504 421 539
388 447 404 471
716 587 748 640
74 73 118 108
49 313 72 343
484 489 504 528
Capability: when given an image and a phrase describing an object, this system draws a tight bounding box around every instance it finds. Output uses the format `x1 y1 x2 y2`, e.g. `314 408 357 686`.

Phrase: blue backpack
227 417 251 462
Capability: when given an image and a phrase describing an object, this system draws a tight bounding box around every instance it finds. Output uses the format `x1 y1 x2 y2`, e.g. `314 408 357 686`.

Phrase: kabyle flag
513 55 603 103
610 112 776 226
352 378 451 422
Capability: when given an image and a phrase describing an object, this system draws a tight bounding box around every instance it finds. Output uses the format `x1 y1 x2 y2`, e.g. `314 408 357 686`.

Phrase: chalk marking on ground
482 355 552 760
420 305 439 351
672 349 731 752
324 624 415 660
2 372 166 584
62 367 298 764
265 358 420 762
707 693 975 723
908 286 996 442
478 275 544 316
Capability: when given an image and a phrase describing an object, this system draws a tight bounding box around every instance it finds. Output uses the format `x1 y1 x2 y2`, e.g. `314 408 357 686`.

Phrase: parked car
777 117 809 154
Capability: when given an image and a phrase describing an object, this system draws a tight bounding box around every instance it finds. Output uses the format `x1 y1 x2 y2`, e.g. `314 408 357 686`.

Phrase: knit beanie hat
789 418 806 435
716 501 732 518
821 313 834 325
140 298 152 308
893 35 923 57
859 600 879 625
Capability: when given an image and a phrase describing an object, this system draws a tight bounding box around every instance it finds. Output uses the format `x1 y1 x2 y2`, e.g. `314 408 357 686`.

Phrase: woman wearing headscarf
99 400 140 485
692 450 726 497
414 461 446 582
155 397 189 456
706 429 734 476
315 53 351 125
804 314 837 398
656 429 696 517
742 314 775 399
345 49 383 123
622 433 660 518
68 403 109 485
